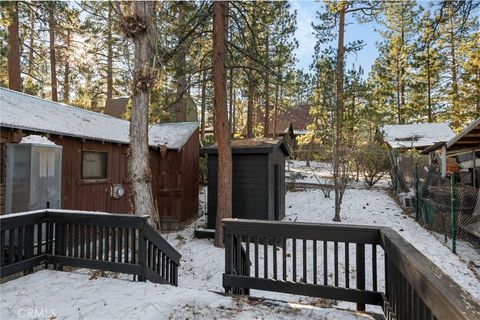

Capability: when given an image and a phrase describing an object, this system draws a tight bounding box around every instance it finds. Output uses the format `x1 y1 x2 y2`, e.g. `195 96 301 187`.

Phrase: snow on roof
293 129 309 136
0 87 198 150
379 123 455 149
20 134 57 146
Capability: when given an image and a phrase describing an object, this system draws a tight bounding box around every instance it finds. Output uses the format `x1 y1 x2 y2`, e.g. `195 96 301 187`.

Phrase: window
81 151 107 180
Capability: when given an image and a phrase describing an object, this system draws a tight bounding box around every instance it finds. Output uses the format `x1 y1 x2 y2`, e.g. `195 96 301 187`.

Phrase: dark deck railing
223 219 480 320
0 210 181 286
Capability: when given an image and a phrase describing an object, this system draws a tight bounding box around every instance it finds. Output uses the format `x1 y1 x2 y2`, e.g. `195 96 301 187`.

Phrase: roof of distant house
104 97 130 119
379 122 455 149
268 120 293 136
275 103 313 131
0 87 198 150
421 118 480 155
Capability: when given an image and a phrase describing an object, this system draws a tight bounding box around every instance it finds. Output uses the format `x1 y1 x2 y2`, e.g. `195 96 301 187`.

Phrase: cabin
268 120 295 149
0 87 199 230
202 138 290 229
273 103 313 157
378 122 455 151
377 123 456 195
422 118 480 185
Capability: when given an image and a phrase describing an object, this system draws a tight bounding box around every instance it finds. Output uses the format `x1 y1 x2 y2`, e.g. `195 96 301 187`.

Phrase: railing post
56 222 65 271
450 174 457 254
224 223 232 293
415 161 419 222
138 217 147 282
356 243 366 312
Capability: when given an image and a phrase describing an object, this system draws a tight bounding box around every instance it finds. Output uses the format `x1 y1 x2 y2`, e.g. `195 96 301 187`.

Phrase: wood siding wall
0 127 199 230
207 154 269 229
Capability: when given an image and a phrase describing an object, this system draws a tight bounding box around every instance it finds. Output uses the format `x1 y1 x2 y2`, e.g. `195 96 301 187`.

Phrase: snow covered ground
0 270 375 320
1 160 479 319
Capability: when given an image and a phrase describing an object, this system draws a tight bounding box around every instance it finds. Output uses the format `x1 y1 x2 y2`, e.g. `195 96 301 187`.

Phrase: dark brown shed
0 88 199 230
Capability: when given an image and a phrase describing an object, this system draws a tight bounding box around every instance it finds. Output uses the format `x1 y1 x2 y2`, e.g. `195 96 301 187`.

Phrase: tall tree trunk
396 60 401 124
175 4 187 122
128 1 159 228
49 3 58 101
426 41 432 122
449 13 459 128
273 68 280 138
28 8 35 78
213 1 232 247
263 36 270 137
7 1 21 91
246 76 254 138
476 67 480 115
228 67 233 130
200 69 207 141
63 30 71 103
107 5 113 100
232 87 236 136
400 20 406 123
333 4 346 222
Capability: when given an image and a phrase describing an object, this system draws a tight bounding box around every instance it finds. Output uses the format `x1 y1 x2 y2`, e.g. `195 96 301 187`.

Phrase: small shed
202 138 290 229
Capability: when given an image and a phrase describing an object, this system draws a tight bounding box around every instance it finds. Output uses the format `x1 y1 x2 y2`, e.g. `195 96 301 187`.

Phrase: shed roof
379 122 455 149
422 118 480 156
0 87 198 150
202 138 291 156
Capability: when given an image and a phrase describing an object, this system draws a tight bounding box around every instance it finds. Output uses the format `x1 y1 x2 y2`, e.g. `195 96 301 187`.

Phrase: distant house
268 120 294 148
0 88 199 230
274 103 313 137
422 118 480 184
378 123 455 151
104 96 130 119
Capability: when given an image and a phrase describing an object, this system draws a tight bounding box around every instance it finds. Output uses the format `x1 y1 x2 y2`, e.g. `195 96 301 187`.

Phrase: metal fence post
415 162 419 222
450 174 457 254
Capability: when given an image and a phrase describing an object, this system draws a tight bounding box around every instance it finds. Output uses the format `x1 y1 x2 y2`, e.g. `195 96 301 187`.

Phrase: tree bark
333 4 346 222
63 29 71 103
246 75 254 138
232 86 236 136
200 69 207 141
49 3 58 101
228 67 233 130
263 35 270 137
107 5 113 100
128 1 159 228
175 3 188 122
7 1 21 91
28 8 35 78
448 10 459 128
213 1 232 247
426 41 432 122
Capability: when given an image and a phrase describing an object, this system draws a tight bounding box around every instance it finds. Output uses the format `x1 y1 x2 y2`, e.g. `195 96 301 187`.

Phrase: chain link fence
392 153 480 270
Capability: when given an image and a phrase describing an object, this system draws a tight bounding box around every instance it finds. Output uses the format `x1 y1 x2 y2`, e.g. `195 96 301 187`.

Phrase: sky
289 0 383 76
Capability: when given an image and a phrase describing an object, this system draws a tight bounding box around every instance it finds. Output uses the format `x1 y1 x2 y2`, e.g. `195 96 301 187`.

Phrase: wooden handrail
380 227 480 320
0 210 181 286
144 224 181 265
223 219 480 320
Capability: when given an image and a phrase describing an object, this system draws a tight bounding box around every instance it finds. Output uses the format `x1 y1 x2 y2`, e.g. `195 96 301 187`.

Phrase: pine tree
212 0 231 248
